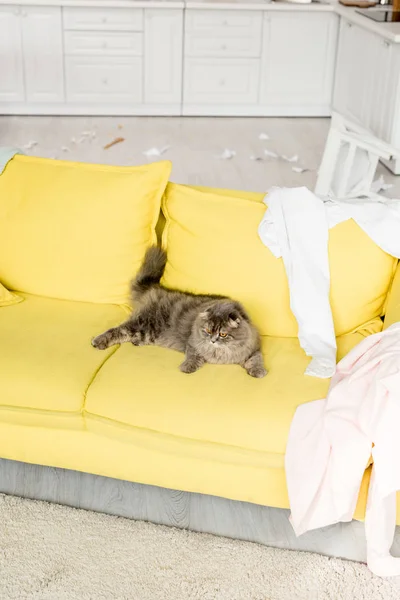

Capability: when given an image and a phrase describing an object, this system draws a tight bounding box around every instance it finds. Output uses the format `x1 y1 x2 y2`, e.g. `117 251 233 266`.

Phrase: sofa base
1 457 399 564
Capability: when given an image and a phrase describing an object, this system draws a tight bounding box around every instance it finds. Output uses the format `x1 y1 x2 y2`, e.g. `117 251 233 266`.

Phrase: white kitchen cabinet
21 7 64 103
65 56 142 104
334 18 400 152
0 6 63 105
183 10 262 112
184 58 259 105
63 7 143 32
0 2 398 124
0 7 24 102
260 12 338 114
144 10 183 105
333 20 377 126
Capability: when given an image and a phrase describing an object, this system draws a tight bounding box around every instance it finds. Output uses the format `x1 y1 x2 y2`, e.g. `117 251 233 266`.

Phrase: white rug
0 494 399 600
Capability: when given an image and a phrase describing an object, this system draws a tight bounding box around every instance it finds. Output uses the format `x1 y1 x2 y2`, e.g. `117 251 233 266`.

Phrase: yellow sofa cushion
0 293 126 412
0 282 22 307
85 318 383 457
161 183 396 337
0 155 171 304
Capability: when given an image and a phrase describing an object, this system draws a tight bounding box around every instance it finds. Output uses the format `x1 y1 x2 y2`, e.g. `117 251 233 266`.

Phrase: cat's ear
228 312 241 328
199 311 209 319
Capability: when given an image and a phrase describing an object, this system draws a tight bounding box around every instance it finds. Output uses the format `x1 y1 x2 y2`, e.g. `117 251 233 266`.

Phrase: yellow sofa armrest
384 261 400 329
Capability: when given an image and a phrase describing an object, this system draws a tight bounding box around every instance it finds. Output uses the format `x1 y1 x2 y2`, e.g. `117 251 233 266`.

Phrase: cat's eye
219 332 227 338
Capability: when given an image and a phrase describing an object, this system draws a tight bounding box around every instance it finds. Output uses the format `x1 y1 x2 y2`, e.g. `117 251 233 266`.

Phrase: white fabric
258 187 336 378
285 323 400 577
258 187 400 378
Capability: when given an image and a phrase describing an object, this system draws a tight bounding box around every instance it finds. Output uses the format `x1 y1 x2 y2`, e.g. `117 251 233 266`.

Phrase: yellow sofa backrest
0 155 171 304
161 183 397 337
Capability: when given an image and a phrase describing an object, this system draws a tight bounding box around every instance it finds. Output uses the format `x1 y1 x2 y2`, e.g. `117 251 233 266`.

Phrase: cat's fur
92 246 267 378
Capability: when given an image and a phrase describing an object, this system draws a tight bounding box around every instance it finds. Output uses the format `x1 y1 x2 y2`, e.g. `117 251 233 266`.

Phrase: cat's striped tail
131 245 167 299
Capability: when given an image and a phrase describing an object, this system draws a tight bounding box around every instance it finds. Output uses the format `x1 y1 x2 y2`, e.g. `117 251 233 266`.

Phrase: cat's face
197 304 248 347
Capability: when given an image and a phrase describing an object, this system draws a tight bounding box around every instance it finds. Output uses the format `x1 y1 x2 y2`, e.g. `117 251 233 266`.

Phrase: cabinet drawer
65 56 142 103
63 8 143 31
185 33 261 58
64 31 143 56
186 10 262 39
184 58 259 104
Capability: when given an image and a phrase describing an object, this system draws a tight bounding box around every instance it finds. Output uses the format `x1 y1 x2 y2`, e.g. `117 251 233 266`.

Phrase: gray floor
1 115 399 195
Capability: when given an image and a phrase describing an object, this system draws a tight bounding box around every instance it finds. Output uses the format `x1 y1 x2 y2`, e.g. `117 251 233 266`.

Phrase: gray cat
92 246 267 378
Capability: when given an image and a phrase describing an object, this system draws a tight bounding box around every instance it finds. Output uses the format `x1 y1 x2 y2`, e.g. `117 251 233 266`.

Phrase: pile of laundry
258 185 400 577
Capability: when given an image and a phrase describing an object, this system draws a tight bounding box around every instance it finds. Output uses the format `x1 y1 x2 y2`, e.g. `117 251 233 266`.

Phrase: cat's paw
247 366 268 379
179 361 198 374
131 331 142 346
91 334 110 350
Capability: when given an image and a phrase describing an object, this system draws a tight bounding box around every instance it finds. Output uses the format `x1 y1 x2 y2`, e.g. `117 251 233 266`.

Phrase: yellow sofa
1 156 400 524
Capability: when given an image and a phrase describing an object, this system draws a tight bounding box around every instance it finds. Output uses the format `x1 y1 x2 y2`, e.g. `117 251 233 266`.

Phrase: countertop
1 0 400 42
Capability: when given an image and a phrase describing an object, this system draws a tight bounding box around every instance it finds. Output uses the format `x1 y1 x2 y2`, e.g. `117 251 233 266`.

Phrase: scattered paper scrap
282 154 299 163
23 140 38 150
118 124 123 130
142 145 170 157
104 137 125 150
71 137 76 144
61 146 70 152
76 130 97 141
258 133 270 141
292 166 309 173
264 149 279 159
250 155 264 161
216 149 236 160
371 175 394 193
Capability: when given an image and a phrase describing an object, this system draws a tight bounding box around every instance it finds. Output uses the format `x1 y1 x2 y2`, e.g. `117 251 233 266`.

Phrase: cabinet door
144 9 183 104
333 20 377 126
21 7 64 103
65 56 142 104
0 7 24 102
184 58 259 105
334 21 400 146
260 13 338 109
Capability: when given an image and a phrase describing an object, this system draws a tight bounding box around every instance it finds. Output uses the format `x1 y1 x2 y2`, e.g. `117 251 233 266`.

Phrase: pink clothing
285 323 400 577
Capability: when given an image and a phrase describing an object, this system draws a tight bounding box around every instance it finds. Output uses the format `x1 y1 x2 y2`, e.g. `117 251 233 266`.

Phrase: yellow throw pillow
0 155 171 304
162 183 396 337
0 282 22 307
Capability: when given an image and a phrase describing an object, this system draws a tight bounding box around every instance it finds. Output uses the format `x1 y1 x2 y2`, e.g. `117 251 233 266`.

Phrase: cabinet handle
21 9 27 17
221 44 227 50
219 79 225 87
14 8 20 15
223 19 228 26
383 40 391 48
346 22 353 28
102 42 108 49
102 17 108 23
102 78 108 85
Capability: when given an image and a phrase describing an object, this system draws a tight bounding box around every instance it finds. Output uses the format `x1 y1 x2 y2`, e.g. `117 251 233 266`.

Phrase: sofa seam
82 345 120 416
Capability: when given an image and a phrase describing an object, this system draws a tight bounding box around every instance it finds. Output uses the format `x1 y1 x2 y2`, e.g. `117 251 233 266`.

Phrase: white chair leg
363 153 380 192
336 142 357 198
315 127 342 197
